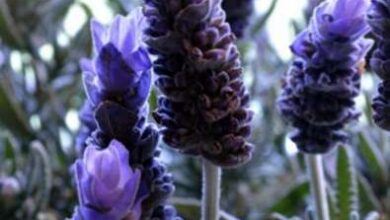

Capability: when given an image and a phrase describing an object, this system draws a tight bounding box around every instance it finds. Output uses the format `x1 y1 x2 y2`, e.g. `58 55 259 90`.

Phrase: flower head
144 0 253 167
310 0 370 41
73 140 146 220
81 7 152 105
278 0 373 153
75 7 178 219
368 0 390 130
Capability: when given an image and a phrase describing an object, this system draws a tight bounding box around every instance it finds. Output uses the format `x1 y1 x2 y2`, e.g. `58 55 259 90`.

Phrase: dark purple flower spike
278 0 373 154
368 0 390 130
74 8 180 220
144 0 254 167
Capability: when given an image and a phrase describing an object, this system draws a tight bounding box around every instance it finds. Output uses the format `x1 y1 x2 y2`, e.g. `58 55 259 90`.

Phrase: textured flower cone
222 0 253 38
75 9 180 220
278 0 373 153
144 0 253 167
368 0 390 130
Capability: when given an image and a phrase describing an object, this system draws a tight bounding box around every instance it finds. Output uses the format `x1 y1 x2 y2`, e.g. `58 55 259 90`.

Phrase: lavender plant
278 0 373 154
72 8 179 220
144 0 253 168
368 0 390 131
143 1 253 219
278 0 372 219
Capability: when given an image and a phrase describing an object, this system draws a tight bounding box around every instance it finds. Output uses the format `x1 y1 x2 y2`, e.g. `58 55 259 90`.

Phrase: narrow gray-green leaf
357 174 381 215
358 132 388 187
337 146 357 220
269 181 309 216
2 133 21 173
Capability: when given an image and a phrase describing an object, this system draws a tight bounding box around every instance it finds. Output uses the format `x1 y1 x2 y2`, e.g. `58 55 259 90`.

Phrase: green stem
202 159 221 220
306 154 330 220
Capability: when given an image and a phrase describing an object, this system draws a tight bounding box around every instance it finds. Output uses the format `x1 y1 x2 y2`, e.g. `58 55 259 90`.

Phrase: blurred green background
0 0 388 219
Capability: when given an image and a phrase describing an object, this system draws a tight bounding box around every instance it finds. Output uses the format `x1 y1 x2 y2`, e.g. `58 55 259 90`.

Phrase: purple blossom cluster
143 0 254 167
73 8 180 220
368 0 390 130
278 0 373 153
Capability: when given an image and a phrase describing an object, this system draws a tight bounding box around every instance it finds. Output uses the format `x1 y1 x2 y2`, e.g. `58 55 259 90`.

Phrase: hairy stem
306 154 330 220
202 159 221 220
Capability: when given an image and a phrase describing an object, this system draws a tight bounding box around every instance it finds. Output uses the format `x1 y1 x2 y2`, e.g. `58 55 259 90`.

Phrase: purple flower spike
278 0 373 154
368 0 390 130
72 140 146 220
144 0 254 167
75 7 180 219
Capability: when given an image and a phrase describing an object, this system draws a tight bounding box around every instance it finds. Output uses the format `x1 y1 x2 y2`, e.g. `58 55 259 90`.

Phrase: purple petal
95 43 137 92
125 70 152 108
82 71 101 106
74 160 95 207
91 19 107 52
80 58 94 73
125 47 152 73
290 31 313 58
108 170 142 217
109 15 123 50
78 206 116 220
121 7 146 53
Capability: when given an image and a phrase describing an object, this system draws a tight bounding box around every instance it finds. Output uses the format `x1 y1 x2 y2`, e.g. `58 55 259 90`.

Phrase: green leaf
2 133 21 173
0 78 35 141
357 174 381 215
268 181 310 216
357 132 388 188
336 146 358 220
171 198 201 220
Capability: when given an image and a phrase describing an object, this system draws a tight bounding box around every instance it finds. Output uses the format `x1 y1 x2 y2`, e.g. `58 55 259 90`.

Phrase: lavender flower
278 0 373 153
222 0 254 38
368 0 390 130
75 8 179 219
72 140 146 220
144 0 253 167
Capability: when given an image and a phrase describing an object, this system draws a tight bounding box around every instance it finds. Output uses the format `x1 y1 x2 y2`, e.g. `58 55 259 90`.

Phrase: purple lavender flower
368 0 390 130
222 0 254 38
278 0 373 153
75 8 179 219
81 10 152 109
72 140 146 220
144 0 254 167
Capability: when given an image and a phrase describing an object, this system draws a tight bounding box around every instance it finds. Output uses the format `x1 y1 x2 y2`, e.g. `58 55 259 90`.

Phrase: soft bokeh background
0 0 388 219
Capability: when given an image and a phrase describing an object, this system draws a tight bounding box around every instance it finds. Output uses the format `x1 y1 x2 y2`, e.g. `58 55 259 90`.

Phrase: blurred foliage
0 0 388 220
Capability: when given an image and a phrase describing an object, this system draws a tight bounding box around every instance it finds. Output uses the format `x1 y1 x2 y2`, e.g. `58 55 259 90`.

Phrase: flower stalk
306 155 330 220
202 160 221 220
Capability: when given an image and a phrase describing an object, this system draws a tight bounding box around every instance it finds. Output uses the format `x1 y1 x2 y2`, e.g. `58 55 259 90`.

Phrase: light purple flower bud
310 0 370 41
73 140 147 220
82 7 152 101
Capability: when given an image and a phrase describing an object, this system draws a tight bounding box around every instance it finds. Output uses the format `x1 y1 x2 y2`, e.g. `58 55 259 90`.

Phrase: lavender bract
368 0 390 130
72 140 145 220
278 0 373 153
144 0 253 167
75 8 179 220
222 0 253 38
